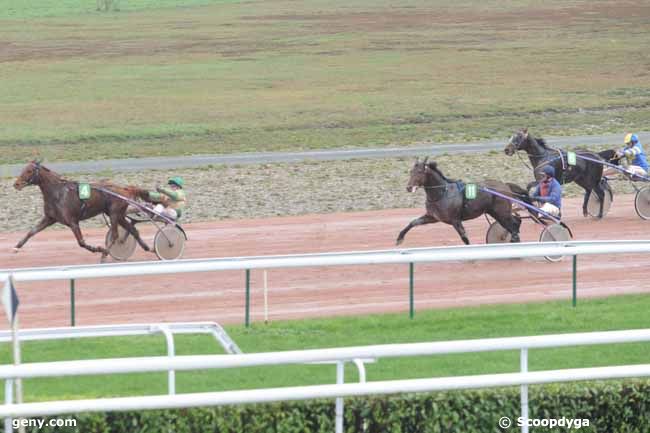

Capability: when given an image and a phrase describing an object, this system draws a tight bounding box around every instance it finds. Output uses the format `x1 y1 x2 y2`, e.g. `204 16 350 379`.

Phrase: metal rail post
158 327 176 395
572 256 577 307
520 348 529 433
245 269 251 327
70 279 76 327
4 379 13 433
335 361 345 433
263 270 269 324
409 263 414 319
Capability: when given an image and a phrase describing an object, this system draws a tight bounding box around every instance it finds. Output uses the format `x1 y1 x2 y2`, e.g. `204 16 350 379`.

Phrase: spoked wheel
154 225 186 260
105 225 137 261
539 223 572 262
634 186 650 220
485 221 512 244
587 183 613 219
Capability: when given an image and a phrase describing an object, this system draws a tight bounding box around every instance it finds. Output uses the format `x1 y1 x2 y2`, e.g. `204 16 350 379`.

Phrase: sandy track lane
0 195 649 329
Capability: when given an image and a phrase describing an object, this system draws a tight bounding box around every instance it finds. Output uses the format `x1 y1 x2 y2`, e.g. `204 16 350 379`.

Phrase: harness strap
480 186 562 225
557 149 566 171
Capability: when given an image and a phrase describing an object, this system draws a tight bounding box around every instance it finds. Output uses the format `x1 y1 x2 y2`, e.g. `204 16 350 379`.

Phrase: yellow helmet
624 133 639 145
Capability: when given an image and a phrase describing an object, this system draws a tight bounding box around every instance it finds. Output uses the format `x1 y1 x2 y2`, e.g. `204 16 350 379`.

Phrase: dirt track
1 194 649 330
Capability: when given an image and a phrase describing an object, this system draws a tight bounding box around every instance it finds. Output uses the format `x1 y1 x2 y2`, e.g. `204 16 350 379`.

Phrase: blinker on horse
13 160 152 259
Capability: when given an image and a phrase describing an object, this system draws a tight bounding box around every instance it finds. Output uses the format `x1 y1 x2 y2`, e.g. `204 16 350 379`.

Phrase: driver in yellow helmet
603 133 647 178
147 176 186 221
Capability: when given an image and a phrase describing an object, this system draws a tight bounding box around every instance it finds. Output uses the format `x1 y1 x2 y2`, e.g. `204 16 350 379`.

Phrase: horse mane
37 164 66 182
535 137 548 148
427 162 457 183
35 162 149 201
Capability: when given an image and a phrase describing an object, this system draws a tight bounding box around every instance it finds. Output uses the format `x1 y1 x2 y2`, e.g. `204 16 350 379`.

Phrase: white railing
0 322 242 396
1 329 650 433
0 321 372 433
3 240 650 280
2 240 650 327
0 322 241 354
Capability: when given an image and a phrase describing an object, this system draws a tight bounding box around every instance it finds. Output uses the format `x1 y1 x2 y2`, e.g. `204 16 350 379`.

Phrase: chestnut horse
13 160 151 258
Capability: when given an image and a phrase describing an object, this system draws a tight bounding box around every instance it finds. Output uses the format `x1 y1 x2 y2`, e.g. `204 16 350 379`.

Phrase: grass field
2 0 650 163
1 293 649 402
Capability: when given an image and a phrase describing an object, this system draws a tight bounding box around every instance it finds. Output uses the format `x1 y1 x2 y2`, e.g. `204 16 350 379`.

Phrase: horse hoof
12 247 20 254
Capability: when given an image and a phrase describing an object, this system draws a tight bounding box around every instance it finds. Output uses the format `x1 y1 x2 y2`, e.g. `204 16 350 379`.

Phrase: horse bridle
27 162 41 185
421 166 455 202
509 134 554 173
509 134 548 158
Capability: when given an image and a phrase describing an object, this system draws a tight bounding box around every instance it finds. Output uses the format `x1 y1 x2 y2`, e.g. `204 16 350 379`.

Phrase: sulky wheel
634 185 650 220
485 221 512 244
586 185 613 219
154 225 186 260
539 223 572 262
105 225 137 261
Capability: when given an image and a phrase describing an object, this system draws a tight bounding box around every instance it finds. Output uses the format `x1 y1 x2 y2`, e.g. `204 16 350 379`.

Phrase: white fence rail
3 240 650 281
1 329 650 433
0 322 241 398
0 322 241 354
2 240 650 327
2 241 650 431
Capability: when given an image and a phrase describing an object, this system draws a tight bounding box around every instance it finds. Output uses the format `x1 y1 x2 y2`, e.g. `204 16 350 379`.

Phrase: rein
481 186 562 225
94 186 178 227
516 151 533 171
576 154 650 182
420 183 449 202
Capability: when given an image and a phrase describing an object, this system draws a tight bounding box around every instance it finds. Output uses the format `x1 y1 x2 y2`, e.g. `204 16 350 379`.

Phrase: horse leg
593 184 606 218
14 216 56 252
582 188 591 217
396 215 437 245
451 220 470 245
489 210 521 243
69 223 108 256
118 218 151 252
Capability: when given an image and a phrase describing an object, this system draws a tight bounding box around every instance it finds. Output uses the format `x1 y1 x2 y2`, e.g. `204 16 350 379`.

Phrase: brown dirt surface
1 194 648 330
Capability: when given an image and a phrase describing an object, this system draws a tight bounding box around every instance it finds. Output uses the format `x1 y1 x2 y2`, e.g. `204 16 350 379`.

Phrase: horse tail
124 186 151 202
598 149 618 163
506 182 532 205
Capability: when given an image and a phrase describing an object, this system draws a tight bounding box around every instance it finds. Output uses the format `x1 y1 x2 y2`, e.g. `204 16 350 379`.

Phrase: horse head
14 160 42 190
504 128 529 156
406 157 442 192
407 157 427 192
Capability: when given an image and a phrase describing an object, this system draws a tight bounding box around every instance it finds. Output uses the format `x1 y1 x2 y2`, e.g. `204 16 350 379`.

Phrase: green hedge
27 380 650 433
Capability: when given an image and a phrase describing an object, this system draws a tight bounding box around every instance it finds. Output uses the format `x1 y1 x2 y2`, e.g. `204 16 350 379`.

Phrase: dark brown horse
13 160 151 257
396 158 528 245
504 128 606 217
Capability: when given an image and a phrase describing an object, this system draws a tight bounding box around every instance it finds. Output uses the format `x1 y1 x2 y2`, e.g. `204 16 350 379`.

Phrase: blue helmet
542 165 555 177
